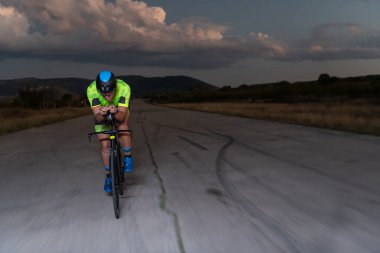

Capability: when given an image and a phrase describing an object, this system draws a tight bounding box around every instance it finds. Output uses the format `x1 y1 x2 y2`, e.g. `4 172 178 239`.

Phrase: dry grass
162 102 380 136
0 107 91 136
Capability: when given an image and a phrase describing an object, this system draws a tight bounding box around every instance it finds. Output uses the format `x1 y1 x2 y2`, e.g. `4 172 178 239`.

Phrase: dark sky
1 0 380 86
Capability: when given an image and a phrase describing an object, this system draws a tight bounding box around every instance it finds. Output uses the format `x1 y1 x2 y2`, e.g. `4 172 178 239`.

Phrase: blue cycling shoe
104 175 112 193
124 155 134 173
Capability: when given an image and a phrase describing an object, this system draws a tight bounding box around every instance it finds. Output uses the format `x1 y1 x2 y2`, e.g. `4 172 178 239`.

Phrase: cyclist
87 70 133 193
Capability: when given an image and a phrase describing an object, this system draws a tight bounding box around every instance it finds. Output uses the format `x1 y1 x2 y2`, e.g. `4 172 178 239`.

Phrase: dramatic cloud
0 6 32 47
286 23 380 61
0 0 285 68
1 1 379 68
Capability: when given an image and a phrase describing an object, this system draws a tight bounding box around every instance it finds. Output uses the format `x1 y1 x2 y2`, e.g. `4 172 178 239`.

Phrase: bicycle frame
88 113 132 219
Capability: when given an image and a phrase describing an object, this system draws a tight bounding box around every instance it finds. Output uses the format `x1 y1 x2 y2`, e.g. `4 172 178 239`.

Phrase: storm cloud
288 23 380 61
0 0 380 68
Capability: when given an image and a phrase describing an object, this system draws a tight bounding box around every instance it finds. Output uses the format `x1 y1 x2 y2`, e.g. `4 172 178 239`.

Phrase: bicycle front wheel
110 151 120 219
117 145 125 196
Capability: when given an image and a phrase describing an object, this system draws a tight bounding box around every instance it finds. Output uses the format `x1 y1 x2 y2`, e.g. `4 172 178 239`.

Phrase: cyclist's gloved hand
109 105 118 114
100 106 109 115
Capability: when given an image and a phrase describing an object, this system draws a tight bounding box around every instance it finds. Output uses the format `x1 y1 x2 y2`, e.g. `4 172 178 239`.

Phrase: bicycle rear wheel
110 151 120 219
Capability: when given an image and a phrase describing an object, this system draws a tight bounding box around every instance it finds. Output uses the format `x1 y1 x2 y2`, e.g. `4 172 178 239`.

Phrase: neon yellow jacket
87 79 131 108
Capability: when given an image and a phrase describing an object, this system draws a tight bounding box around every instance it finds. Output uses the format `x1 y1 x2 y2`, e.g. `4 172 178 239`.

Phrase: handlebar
104 112 117 126
88 129 132 142
88 112 133 142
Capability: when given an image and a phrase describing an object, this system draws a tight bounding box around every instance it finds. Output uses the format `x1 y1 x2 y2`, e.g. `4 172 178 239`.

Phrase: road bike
88 113 132 219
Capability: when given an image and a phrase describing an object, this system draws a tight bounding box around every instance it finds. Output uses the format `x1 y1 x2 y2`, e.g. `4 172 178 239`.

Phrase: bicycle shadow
120 172 141 199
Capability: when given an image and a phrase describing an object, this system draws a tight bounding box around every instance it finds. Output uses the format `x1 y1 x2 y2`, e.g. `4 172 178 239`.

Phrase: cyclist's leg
117 113 133 172
97 133 110 169
95 123 110 169
98 133 113 193
117 112 132 154
95 124 113 192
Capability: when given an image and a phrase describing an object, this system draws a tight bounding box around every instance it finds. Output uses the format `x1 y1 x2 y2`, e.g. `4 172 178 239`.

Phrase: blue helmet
96 70 116 93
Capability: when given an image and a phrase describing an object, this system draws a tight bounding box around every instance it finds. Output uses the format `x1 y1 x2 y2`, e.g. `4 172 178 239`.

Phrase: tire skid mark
212 117 379 159
178 136 208 151
273 133 378 160
235 140 380 197
171 152 218 190
222 158 380 232
153 123 161 140
142 119 212 138
172 152 192 169
223 158 306 213
140 116 186 253
214 133 302 253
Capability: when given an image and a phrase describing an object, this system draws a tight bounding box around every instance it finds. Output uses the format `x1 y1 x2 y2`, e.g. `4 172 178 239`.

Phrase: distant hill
151 74 380 103
0 78 89 98
120 75 217 96
0 75 217 98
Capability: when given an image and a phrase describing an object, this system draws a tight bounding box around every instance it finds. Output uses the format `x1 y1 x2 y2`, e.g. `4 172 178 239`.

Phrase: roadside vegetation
0 107 91 135
0 85 91 136
162 102 380 135
150 74 380 136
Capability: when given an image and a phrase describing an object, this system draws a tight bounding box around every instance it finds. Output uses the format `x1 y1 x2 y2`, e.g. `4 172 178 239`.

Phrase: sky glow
0 0 380 86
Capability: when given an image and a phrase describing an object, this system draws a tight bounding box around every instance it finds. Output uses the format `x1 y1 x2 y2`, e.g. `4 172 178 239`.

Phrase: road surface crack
141 122 186 253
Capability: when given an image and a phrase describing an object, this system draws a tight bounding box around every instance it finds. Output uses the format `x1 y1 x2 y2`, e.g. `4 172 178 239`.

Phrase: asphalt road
1 100 380 253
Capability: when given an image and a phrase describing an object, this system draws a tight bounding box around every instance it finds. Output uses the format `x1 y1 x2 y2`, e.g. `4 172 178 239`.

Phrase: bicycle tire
110 151 120 219
118 170 124 196
117 145 124 196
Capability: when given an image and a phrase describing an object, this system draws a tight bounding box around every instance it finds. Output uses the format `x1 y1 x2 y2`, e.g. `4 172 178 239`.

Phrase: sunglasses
99 90 115 96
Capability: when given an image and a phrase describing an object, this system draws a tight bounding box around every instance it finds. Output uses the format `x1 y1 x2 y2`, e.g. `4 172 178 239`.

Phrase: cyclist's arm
87 86 109 123
113 81 131 122
114 106 128 122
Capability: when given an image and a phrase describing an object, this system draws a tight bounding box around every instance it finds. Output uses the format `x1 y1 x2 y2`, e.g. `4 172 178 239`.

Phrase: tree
60 93 73 107
238 84 249 89
18 85 44 109
219 86 231 91
318 73 331 85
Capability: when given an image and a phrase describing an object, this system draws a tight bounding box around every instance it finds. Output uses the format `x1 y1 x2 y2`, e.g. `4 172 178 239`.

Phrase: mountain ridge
0 75 217 97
